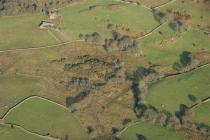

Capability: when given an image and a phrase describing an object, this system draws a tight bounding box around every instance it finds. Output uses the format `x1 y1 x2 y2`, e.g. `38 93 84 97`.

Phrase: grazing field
0 14 65 51
0 124 50 140
120 122 188 140
141 23 210 66
4 97 89 140
146 65 210 114
193 101 210 127
160 0 210 29
0 74 41 118
60 0 159 39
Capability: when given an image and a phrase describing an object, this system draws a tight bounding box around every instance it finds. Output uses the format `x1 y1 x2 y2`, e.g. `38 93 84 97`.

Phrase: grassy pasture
141 23 210 66
160 0 210 29
120 122 188 140
146 65 210 114
60 0 159 39
0 74 41 118
0 14 64 51
4 97 89 140
0 124 50 140
193 101 210 127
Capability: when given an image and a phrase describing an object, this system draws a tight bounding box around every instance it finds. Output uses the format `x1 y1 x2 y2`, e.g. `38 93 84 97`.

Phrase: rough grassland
4 97 89 140
0 124 50 140
0 14 61 51
146 65 210 114
120 122 188 140
60 0 159 39
193 101 210 127
0 75 41 118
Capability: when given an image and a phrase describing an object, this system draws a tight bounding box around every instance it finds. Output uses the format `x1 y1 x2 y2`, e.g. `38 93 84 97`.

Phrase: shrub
180 51 192 66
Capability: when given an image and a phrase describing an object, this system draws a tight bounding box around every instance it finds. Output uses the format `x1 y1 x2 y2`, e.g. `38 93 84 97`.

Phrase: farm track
47 30 61 42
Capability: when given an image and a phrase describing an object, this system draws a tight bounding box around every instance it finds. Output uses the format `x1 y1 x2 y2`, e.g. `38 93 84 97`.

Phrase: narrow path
0 13 41 18
116 121 140 137
55 29 70 41
137 22 167 40
0 123 60 140
0 40 102 54
0 41 70 53
105 87 130 109
47 30 61 42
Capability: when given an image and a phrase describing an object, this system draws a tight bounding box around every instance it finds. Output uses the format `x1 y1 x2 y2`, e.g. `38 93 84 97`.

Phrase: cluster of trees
129 66 156 116
172 51 192 70
103 31 140 53
0 0 38 15
66 76 104 107
128 64 209 135
0 0 74 15
79 32 101 42
64 55 122 81
152 9 167 23
136 104 198 130
135 99 210 136
64 56 124 107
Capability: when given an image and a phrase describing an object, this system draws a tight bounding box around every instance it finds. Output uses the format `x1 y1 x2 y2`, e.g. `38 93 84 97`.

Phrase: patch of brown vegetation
179 128 207 140
0 41 139 138
106 23 145 39
194 51 210 65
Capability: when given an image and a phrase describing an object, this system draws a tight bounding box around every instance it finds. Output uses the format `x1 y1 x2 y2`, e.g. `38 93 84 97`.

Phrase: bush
169 20 183 32
180 51 192 66
152 9 167 23
122 118 132 126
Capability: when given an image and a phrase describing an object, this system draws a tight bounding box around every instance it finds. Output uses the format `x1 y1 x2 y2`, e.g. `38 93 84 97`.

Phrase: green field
4 97 89 140
0 14 64 51
0 124 50 140
193 101 210 127
146 65 210 114
141 23 210 66
60 0 159 39
160 0 210 29
120 122 188 140
0 74 41 118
